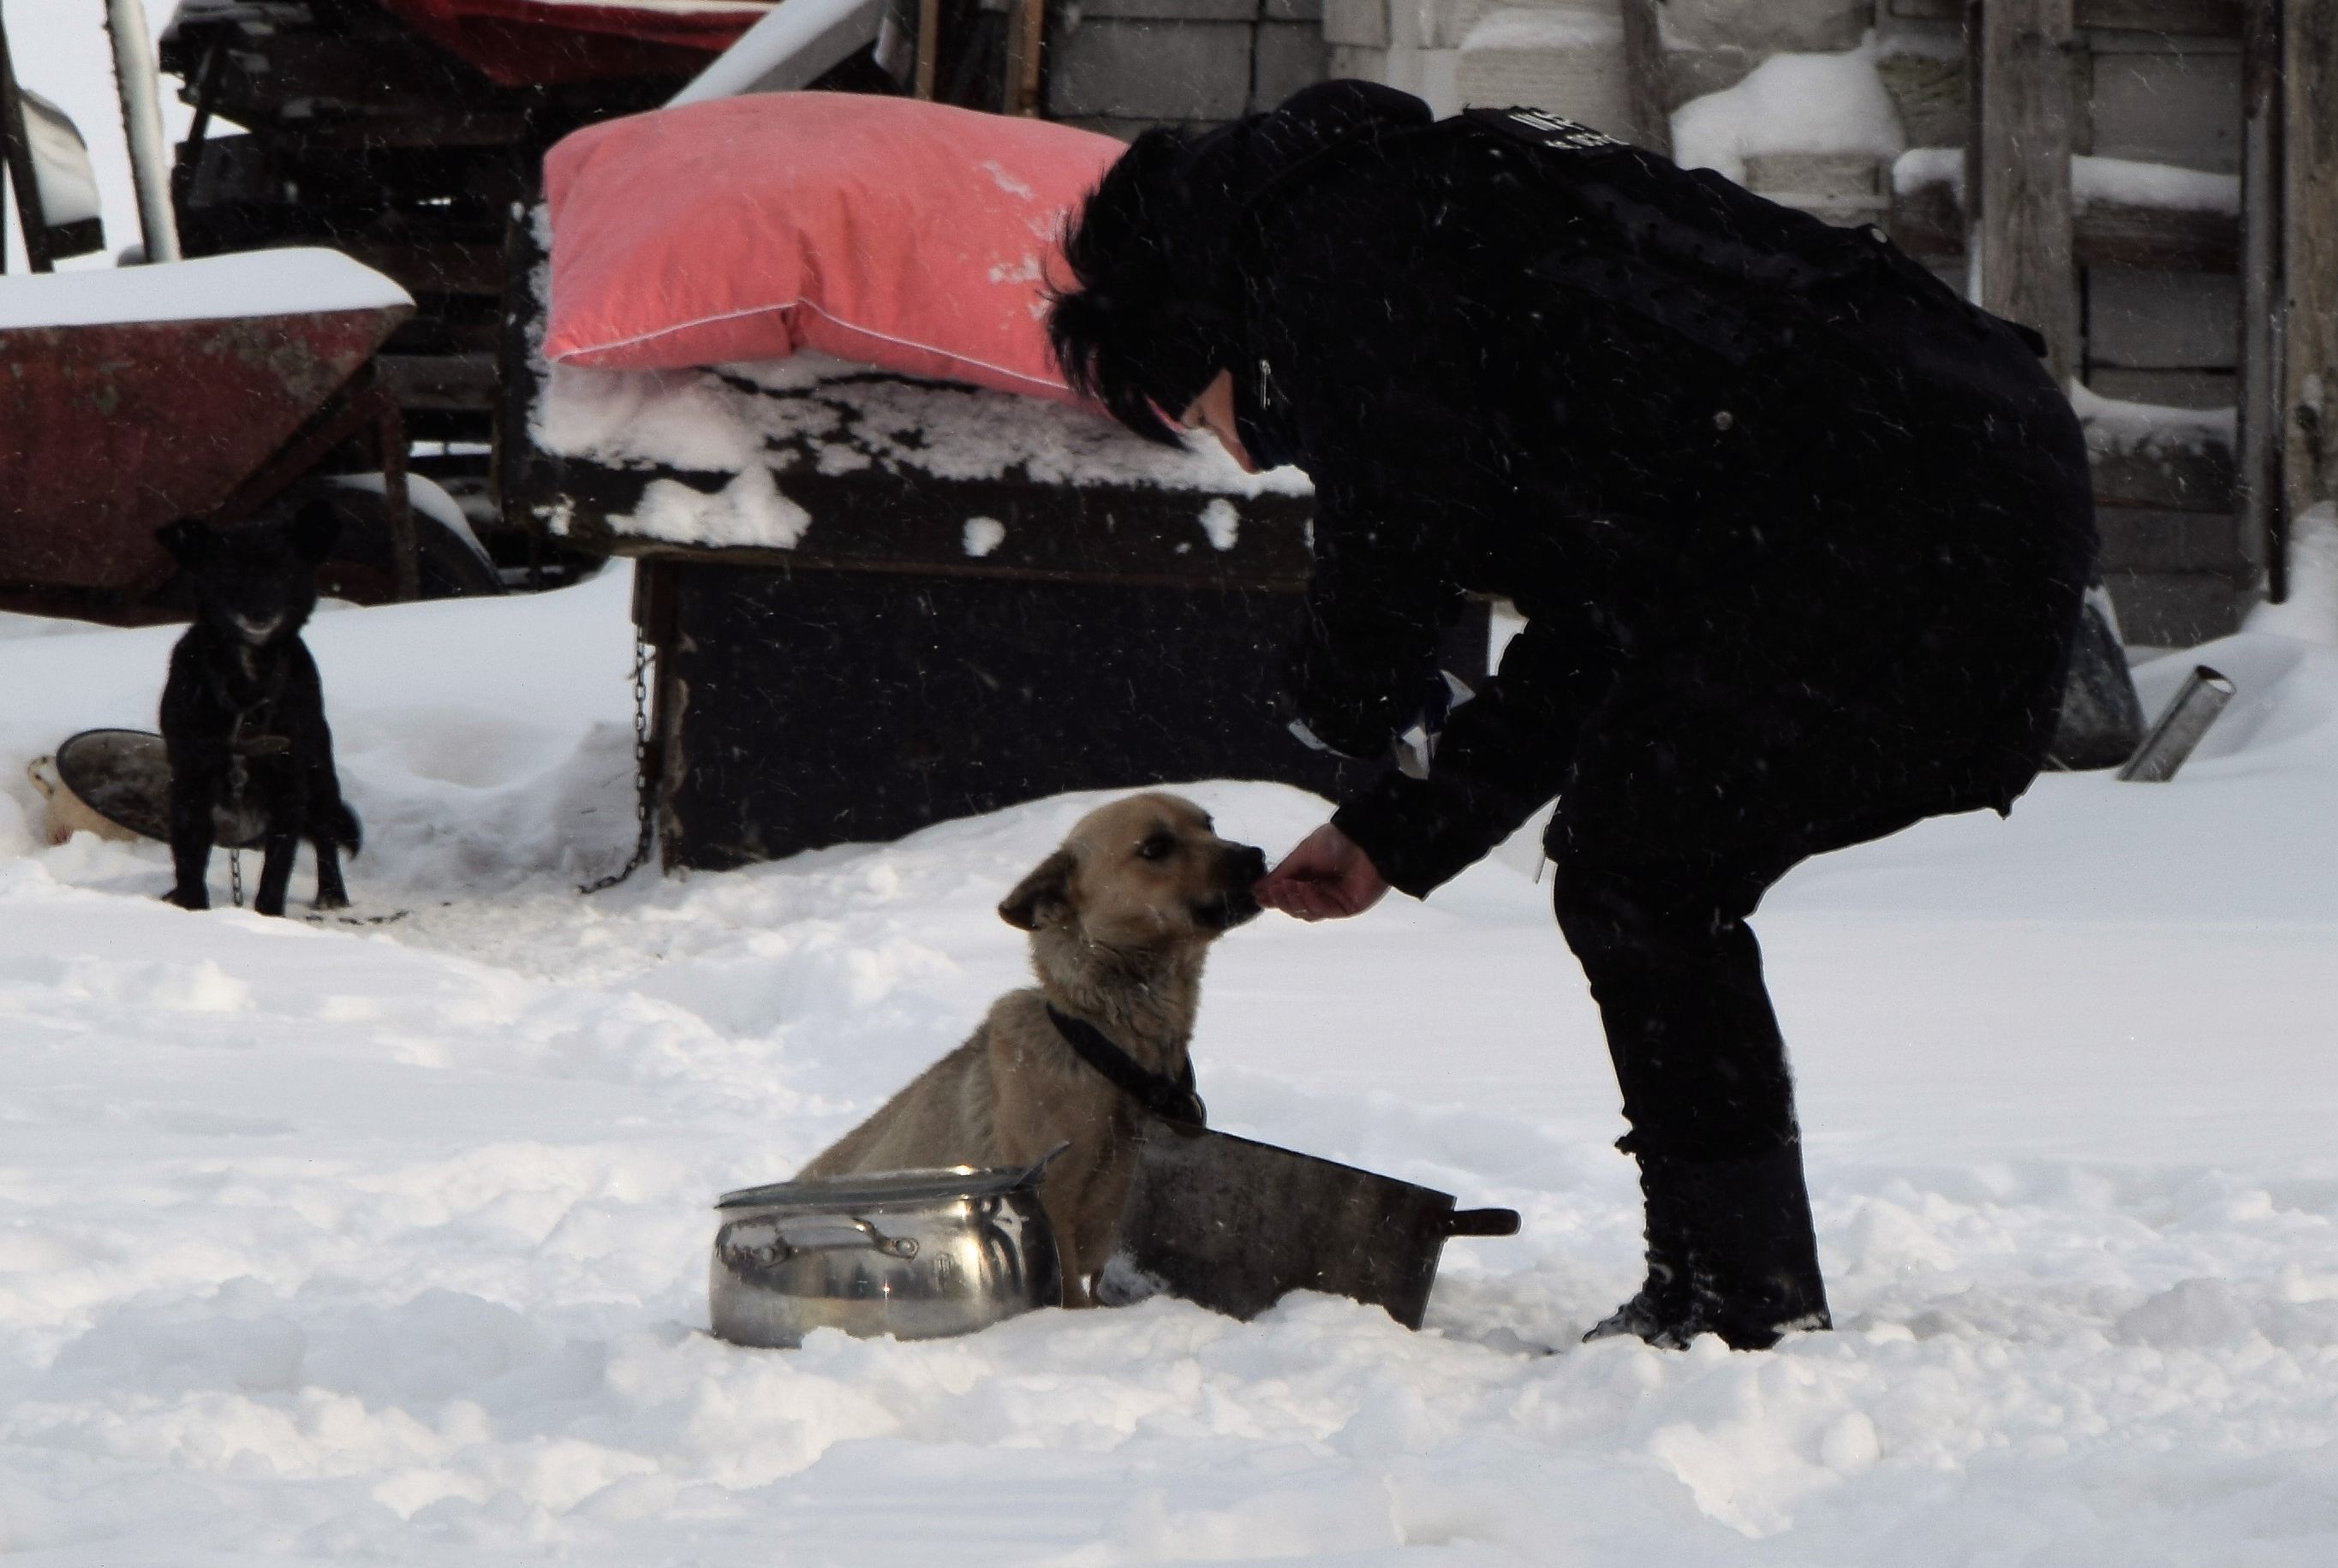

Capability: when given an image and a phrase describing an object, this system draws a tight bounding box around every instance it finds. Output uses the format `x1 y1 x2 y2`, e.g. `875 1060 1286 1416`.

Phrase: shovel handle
1443 1207 1521 1237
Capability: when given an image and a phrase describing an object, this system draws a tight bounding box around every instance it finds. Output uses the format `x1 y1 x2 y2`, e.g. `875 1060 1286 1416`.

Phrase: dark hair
1047 128 1228 446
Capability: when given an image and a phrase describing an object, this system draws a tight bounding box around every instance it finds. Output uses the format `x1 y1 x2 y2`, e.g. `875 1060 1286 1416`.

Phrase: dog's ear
288 501 341 565
155 518 212 567
999 850 1075 931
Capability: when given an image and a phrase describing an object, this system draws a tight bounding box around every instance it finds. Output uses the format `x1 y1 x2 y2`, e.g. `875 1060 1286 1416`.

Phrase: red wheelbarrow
0 247 416 617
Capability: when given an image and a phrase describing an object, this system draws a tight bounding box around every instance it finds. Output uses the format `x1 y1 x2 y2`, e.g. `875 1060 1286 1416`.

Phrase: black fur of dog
157 506 361 916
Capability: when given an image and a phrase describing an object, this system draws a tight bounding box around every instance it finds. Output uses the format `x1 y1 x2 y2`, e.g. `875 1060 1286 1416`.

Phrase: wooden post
1618 0 1673 159
914 0 939 100
0 4 57 274
1002 0 1046 117
2239 0 2284 599
2284 0 2338 530
1967 0 2081 384
372 367 420 604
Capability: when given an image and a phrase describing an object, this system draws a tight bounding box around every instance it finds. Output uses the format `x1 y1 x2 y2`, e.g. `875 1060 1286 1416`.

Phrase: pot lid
715 1164 1038 1212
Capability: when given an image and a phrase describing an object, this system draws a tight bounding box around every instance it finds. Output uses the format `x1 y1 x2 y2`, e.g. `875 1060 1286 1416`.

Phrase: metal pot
27 728 265 850
1100 1128 1520 1330
708 1154 1062 1349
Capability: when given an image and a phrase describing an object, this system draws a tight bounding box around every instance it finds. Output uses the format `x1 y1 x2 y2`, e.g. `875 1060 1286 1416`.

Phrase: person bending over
1047 81 2095 1350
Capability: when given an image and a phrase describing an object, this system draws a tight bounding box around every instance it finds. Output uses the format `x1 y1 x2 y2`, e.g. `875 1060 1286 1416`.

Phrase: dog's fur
158 506 361 918
797 793 1266 1305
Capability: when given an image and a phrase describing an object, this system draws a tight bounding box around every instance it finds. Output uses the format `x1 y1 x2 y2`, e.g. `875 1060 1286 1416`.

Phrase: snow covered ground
2 563 2336 1564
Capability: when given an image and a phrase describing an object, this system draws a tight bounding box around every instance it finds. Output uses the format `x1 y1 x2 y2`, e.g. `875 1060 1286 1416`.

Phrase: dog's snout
1228 844 1268 884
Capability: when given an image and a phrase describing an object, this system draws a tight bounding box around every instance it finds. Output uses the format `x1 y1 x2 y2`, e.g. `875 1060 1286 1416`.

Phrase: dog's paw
311 891 351 913
162 887 209 912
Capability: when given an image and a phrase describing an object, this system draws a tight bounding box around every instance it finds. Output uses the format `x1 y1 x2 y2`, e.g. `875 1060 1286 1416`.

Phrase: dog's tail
330 801 363 857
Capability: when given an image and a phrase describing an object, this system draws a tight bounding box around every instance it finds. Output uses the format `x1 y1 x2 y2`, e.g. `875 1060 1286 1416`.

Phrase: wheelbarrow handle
1443 1207 1522 1237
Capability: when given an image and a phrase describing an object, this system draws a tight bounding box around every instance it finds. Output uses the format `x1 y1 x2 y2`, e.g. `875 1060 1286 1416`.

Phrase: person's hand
1255 823 1390 921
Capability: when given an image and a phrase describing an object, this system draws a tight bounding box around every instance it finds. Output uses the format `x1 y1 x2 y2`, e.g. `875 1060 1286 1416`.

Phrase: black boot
1585 1142 1831 1352
1584 1145 1695 1348
1678 1142 1831 1350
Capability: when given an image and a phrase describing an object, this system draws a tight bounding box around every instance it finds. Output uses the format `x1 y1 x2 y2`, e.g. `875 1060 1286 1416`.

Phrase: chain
580 626 657 895
229 849 244 909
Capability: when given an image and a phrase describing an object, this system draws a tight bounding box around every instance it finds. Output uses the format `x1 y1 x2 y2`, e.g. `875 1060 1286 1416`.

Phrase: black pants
1552 855 1794 1160
1545 353 2095 1163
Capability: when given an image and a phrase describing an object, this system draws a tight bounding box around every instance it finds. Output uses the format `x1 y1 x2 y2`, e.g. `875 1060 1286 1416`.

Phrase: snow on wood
0 247 411 331
533 353 1311 552
1670 37 1906 185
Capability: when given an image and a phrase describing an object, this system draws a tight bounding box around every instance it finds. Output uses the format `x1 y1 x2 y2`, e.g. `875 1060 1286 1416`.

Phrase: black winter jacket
1167 83 2096 896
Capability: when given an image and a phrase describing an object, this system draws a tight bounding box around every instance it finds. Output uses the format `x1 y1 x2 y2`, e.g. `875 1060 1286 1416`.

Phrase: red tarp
375 0 776 86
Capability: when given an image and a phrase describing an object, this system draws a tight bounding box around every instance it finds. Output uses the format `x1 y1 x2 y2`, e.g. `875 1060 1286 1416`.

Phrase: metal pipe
2117 665 2237 783
104 0 179 263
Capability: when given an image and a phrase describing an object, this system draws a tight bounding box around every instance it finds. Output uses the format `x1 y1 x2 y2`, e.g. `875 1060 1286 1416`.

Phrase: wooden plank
1619 0 1672 158
377 352 498 412
1888 176 2240 271
335 239 505 298
1895 0 2241 33
2237 0 2282 595
915 0 940 99
1971 0 2083 381
2087 367 2237 406
1003 0 1047 116
2284 0 2338 528
2089 46 2241 170
2088 437 2238 510
538 458 1320 590
2088 270 2238 368
2095 504 2244 569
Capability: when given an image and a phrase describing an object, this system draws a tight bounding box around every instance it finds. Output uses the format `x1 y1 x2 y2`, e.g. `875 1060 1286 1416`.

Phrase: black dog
158 506 361 916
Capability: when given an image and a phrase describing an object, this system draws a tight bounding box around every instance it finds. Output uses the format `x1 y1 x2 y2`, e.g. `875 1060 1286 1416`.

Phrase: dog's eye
1136 832 1178 862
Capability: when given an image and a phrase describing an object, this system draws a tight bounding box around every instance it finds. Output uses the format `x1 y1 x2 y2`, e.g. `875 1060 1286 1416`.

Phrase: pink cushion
541 93 1123 400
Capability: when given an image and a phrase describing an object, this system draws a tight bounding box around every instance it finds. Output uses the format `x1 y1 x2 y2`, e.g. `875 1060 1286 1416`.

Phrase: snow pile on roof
1672 36 1906 184
0 248 412 331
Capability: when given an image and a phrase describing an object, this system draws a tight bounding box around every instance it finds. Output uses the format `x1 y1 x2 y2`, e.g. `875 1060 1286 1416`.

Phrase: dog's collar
1045 1004 1207 1131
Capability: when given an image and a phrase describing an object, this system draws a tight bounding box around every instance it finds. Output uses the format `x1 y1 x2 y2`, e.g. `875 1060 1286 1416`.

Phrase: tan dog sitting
797 793 1266 1305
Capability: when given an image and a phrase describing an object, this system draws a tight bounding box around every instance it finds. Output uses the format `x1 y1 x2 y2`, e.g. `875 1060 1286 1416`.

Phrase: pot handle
1442 1207 1521 1237
1013 1140 1075 1190
26 756 56 798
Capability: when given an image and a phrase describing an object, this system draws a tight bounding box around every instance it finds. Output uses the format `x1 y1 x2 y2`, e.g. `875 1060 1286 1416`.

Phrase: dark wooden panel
2094 504 2243 570
644 560 1489 870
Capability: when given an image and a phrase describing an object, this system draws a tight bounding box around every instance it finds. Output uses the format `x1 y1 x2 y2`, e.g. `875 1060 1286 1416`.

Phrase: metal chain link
229 849 244 909
580 627 656 895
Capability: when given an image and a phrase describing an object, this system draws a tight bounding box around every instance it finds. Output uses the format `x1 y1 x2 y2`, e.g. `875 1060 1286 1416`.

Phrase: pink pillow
541 93 1123 400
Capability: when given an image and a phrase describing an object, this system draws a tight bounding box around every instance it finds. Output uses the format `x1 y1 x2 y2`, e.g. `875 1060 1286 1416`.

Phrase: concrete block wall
1048 0 1331 134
